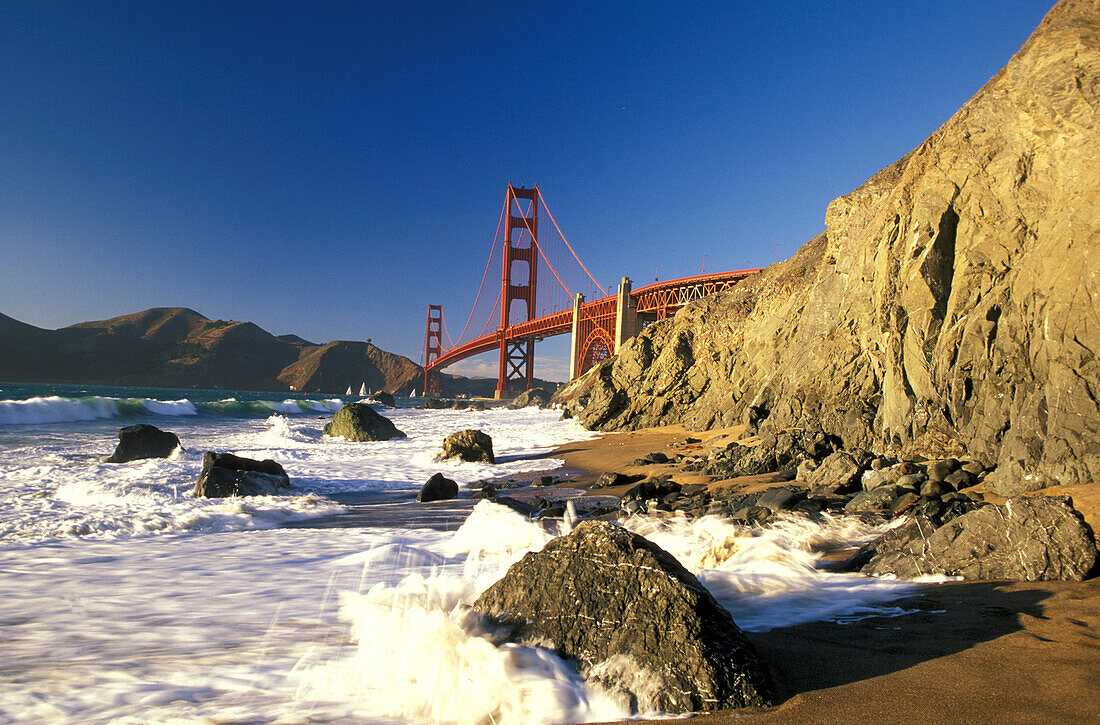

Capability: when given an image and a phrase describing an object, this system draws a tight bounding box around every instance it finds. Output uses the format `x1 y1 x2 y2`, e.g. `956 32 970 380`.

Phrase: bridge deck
427 268 761 372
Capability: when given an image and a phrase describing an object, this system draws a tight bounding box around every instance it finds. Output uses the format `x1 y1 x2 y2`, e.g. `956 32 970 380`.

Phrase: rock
364 391 396 407
323 403 406 441
806 451 866 494
105 424 181 463
552 2 1100 489
756 486 804 512
592 471 645 489
920 480 952 498
621 477 682 504
417 472 458 502
861 497 1098 581
508 387 551 409
193 451 291 498
845 486 900 513
926 459 959 482
943 469 976 489
860 467 894 492
440 429 495 463
890 492 920 516
422 398 450 409
896 473 926 489
472 520 774 712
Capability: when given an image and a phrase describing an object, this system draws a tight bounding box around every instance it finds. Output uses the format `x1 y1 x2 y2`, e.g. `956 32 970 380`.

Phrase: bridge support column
569 293 585 380
614 277 640 353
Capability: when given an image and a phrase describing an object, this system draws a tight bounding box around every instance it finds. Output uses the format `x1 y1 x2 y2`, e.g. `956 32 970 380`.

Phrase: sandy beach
547 426 1100 724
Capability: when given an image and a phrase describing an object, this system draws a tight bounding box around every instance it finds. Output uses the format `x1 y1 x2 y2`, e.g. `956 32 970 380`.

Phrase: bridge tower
495 185 539 399
423 304 443 397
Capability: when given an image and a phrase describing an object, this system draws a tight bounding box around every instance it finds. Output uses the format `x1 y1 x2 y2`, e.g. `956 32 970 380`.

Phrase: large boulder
193 451 291 498
472 520 774 713
323 403 406 441
508 387 550 409
860 496 1098 581
440 429 495 463
417 472 458 502
553 2 1100 489
105 424 181 463
802 450 868 494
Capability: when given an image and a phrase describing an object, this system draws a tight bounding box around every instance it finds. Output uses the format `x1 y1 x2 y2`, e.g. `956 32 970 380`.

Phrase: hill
0 307 539 396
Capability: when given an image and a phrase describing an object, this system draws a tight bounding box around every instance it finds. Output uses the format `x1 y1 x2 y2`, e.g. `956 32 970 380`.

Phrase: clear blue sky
1 1 1054 380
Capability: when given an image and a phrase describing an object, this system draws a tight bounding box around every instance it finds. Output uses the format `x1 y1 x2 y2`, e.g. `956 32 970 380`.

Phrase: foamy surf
292 502 930 724
0 394 350 425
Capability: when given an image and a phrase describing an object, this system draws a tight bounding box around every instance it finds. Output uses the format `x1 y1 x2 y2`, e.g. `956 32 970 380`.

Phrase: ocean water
0 383 933 724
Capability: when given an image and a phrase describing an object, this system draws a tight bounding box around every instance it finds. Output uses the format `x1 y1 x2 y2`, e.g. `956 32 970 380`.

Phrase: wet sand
547 425 1100 725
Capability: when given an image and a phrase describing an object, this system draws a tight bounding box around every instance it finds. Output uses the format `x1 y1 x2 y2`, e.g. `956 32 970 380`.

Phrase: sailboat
359 382 368 396
345 385 352 395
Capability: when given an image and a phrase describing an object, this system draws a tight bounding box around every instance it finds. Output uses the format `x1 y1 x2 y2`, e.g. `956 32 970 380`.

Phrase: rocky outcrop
508 387 550 409
105 424 181 463
858 496 1097 580
440 429 495 463
193 451 291 498
417 472 458 502
323 403 406 441
472 520 774 713
556 1 1100 489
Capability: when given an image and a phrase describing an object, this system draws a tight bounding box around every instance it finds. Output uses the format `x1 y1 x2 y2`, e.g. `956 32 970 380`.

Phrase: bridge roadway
427 268 761 379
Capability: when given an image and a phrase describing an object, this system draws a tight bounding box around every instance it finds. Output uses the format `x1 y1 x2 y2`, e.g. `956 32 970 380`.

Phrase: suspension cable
541 195 607 297
453 201 506 347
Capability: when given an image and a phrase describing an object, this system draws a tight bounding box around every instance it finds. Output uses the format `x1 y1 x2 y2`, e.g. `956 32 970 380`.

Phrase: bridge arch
579 327 614 377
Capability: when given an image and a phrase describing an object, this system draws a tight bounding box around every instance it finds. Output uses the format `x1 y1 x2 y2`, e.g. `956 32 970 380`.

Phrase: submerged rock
417 472 458 502
323 403 406 441
193 451 291 498
472 520 774 713
440 429 495 463
105 424 181 463
860 497 1098 581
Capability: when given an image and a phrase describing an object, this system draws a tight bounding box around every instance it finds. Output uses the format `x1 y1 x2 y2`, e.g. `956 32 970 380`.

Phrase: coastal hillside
0 307 506 395
557 0 1099 492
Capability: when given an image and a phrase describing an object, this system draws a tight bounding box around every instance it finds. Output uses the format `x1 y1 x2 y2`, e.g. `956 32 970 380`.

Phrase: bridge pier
614 277 640 354
568 293 585 381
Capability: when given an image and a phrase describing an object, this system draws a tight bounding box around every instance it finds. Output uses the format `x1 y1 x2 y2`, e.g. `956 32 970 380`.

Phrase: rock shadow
747 582 1052 702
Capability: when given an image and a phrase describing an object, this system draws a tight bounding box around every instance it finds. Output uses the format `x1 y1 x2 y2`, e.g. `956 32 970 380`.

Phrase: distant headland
0 307 554 396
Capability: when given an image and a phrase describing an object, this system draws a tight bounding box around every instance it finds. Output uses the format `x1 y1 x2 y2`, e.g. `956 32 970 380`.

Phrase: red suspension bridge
423 184 760 398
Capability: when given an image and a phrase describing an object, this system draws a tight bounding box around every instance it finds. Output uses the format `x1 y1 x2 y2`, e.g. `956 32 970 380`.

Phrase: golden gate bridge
423 184 760 398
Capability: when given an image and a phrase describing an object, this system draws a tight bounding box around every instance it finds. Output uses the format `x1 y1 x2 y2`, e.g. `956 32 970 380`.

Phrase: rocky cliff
556 0 1100 493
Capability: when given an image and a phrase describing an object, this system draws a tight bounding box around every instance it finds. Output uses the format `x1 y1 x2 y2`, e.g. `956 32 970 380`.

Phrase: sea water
0 383 930 724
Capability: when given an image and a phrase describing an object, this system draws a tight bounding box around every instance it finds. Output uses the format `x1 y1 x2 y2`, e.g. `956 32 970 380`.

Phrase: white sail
359 383 368 396
345 386 352 395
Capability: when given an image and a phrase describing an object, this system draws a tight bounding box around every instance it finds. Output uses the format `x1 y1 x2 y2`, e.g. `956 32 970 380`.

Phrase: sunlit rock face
556 0 1100 490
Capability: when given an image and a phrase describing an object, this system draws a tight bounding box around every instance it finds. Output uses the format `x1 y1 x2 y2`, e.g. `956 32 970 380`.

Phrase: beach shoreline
532 423 1100 724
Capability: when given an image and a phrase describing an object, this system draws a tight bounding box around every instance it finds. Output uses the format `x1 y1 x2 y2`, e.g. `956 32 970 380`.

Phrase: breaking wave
0 395 346 426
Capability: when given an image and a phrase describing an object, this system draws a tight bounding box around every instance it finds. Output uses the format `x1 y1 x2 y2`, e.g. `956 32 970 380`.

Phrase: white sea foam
0 400 944 724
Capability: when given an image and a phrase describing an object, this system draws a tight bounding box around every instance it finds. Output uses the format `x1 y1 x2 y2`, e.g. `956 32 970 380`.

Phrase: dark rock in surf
105 424 181 463
440 429 495 463
193 451 291 498
472 520 775 712
323 403 406 441
417 472 459 502
364 391 396 407
508 387 551 409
